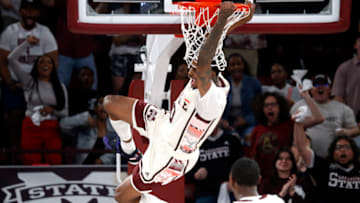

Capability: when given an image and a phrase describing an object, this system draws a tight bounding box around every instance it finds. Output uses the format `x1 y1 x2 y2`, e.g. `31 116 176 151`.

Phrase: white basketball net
179 5 250 71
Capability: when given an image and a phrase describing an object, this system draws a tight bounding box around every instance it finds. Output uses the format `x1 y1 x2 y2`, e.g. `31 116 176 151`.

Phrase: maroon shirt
248 119 293 179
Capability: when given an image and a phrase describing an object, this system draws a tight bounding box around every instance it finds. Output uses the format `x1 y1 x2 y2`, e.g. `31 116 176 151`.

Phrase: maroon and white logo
1 168 117 203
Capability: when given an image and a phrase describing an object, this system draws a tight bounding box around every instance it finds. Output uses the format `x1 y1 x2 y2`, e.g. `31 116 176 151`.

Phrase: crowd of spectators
0 0 360 203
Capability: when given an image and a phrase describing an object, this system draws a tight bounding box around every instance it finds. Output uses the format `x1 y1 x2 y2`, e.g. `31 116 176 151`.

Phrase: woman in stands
248 89 323 180
259 148 316 203
8 35 68 164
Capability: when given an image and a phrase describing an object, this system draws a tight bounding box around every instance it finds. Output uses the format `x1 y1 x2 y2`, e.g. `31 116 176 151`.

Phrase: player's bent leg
115 176 141 203
104 95 137 125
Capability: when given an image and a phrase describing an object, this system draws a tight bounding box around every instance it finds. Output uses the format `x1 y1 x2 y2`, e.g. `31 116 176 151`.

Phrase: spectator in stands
8 35 66 165
174 62 189 85
222 53 261 145
249 90 323 179
259 148 316 203
37 0 57 34
165 61 189 93
262 62 302 105
0 0 21 31
186 124 243 203
332 33 360 121
109 35 144 94
0 0 58 152
60 96 115 164
67 66 97 116
224 33 267 76
291 74 359 158
293 122 360 203
55 0 98 90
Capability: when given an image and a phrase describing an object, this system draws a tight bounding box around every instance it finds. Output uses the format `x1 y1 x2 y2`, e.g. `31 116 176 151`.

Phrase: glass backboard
67 0 351 34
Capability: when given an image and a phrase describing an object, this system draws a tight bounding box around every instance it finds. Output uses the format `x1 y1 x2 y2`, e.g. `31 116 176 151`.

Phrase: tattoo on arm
197 21 226 72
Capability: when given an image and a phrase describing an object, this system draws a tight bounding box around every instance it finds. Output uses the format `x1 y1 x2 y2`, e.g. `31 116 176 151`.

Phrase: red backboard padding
68 0 351 34
127 79 185 203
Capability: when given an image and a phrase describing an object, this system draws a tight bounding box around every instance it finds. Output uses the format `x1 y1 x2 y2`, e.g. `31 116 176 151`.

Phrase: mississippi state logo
1 171 117 203
145 105 158 122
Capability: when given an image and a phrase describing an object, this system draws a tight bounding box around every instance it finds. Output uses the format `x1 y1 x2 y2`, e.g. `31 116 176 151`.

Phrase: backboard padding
68 0 351 34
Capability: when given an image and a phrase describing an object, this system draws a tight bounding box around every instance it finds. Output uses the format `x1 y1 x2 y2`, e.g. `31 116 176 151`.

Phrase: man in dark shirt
293 122 360 203
186 125 243 203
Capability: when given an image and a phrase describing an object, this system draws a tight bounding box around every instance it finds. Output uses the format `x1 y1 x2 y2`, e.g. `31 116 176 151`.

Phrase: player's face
37 56 53 79
310 84 330 103
228 56 245 81
271 64 287 86
263 96 280 124
276 151 293 173
188 67 199 88
333 139 354 166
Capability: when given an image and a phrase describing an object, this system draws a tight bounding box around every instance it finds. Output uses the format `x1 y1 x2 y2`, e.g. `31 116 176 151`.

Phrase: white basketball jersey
137 73 229 185
164 72 229 153
234 194 285 203
140 193 168 203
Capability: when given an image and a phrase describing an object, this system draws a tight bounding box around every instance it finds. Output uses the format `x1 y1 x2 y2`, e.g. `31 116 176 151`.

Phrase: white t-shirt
234 194 285 203
0 22 58 81
291 99 357 158
133 73 229 185
109 43 140 56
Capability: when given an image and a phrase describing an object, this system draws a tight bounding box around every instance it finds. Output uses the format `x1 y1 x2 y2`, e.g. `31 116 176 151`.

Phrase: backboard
67 0 351 34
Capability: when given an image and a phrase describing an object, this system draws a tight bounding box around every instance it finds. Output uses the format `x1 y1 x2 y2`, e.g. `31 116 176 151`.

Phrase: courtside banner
0 165 118 203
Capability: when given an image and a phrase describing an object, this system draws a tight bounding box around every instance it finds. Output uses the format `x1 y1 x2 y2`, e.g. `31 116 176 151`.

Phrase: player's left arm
195 2 237 97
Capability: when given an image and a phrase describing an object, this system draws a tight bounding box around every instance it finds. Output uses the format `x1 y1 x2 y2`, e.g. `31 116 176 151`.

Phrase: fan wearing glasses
291 74 360 159
293 122 360 203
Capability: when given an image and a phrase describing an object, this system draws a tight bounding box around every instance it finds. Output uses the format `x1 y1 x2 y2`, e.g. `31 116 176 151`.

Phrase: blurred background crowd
0 0 359 203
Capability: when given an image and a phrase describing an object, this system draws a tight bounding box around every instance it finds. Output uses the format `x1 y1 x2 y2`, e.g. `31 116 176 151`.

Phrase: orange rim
175 1 250 26
175 2 250 10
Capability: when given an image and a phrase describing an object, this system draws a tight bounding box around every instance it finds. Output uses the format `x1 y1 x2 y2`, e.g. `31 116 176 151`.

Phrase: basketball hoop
175 1 251 71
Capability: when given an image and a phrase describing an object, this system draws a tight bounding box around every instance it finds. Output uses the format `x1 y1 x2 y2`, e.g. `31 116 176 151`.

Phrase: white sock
109 119 136 154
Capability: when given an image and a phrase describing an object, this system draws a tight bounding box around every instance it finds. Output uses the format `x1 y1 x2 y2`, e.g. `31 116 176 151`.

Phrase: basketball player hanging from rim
104 1 255 202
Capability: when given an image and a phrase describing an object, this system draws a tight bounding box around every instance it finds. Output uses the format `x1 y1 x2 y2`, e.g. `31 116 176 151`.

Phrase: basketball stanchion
116 152 122 183
175 0 251 71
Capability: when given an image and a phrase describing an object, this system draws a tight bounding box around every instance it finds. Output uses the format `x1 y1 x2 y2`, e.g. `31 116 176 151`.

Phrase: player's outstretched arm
194 1 236 96
229 0 255 32
103 95 136 125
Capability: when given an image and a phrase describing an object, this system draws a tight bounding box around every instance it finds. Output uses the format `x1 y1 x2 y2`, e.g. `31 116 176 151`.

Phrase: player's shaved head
230 157 260 186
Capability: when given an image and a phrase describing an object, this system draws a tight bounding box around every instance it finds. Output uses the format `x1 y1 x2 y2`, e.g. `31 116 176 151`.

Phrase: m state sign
0 165 118 203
